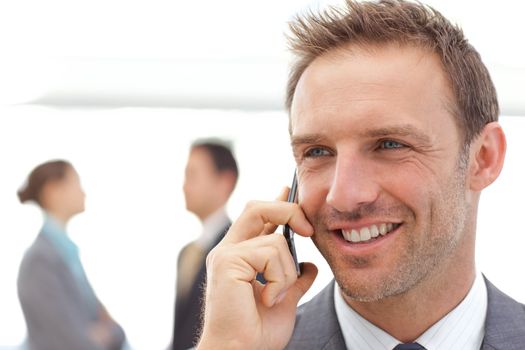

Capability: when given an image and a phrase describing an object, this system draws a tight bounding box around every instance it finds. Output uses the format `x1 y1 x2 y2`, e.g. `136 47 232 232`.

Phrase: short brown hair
286 0 498 145
191 139 239 185
18 160 72 206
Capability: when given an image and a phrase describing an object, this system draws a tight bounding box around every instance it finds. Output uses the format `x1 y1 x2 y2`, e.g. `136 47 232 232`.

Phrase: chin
335 270 407 303
75 206 86 215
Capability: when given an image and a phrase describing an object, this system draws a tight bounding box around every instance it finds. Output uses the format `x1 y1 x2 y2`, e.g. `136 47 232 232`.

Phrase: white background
0 0 524 349
1 109 525 349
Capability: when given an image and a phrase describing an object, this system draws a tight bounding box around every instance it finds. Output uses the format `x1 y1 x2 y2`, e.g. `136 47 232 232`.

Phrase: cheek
64 190 80 208
185 179 202 194
298 171 331 217
379 166 449 232
73 188 85 204
384 174 424 206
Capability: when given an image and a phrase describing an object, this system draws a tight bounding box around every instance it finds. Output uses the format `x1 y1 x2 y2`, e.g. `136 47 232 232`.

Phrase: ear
218 171 237 196
468 122 506 191
39 180 63 209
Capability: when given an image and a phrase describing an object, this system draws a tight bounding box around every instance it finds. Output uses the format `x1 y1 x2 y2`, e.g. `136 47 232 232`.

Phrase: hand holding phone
283 171 301 276
199 169 318 350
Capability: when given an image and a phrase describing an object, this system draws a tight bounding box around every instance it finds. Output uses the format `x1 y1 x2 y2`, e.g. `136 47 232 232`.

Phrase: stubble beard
311 160 470 302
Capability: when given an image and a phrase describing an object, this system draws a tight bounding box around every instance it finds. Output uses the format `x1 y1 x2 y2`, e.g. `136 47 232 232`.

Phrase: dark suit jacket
285 277 525 349
172 224 229 350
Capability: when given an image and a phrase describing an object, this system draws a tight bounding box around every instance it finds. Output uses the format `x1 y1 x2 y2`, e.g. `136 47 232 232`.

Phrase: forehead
290 44 457 138
64 166 79 180
187 147 214 170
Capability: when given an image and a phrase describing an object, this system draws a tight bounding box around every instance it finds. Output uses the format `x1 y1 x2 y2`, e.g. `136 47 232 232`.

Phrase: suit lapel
481 276 525 349
176 223 230 314
286 281 346 350
188 223 229 299
290 276 525 350
210 222 230 250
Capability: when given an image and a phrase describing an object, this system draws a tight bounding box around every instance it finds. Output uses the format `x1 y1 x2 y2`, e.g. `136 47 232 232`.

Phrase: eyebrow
362 124 432 144
290 124 432 147
290 134 327 148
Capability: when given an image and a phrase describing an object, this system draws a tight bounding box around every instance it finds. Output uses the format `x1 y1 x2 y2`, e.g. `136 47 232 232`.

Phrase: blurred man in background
172 140 238 350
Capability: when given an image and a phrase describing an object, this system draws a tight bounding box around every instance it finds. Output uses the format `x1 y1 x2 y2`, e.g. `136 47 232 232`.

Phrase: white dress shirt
334 271 487 350
195 207 230 251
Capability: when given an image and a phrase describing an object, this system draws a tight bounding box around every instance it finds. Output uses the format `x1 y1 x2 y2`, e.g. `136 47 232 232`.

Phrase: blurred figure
172 140 238 350
17 160 126 350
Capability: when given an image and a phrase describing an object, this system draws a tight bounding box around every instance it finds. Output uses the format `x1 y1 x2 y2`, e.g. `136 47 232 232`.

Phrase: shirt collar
415 270 487 349
334 271 487 350
40 213 80 264
196 207 230 250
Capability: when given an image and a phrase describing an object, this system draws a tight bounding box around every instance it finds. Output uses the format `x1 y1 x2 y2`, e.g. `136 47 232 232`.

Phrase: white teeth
370 225 379 238
350 230 360 242
341 223 398 243
360 227 371 241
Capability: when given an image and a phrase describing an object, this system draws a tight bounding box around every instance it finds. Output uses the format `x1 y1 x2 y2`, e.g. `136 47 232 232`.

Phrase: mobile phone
284 171 301 276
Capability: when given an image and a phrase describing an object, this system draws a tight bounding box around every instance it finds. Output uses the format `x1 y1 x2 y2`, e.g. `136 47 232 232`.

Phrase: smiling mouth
339 223 401 244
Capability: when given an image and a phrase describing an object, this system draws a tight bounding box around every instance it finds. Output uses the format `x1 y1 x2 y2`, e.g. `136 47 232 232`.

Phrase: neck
344 248 476 343
46 209 71 227
197 205 223 223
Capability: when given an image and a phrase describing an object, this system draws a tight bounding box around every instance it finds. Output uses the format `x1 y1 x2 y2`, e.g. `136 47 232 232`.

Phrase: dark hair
286 0 498 146
18 160 72 206
191 139 239 183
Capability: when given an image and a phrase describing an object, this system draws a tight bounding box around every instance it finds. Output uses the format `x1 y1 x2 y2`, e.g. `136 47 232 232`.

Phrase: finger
259 256 288 307
279 262 318 306
277 186 289 201
261 222 279 235
211 236 283 280
237 234 297 281
256 235 299 306
260 187 294 235
223 200 313 244
221 234 298 307
273 234 300 291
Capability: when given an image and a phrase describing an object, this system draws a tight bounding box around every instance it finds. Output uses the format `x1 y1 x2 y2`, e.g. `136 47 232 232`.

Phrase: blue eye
380 140 404 149
305 147 330 158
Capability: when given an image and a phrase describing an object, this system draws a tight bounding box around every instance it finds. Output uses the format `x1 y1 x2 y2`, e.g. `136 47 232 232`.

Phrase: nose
326 153 380 213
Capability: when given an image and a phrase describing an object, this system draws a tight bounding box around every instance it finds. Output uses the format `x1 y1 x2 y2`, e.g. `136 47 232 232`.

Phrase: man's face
183 147 223 220
290 44 474 302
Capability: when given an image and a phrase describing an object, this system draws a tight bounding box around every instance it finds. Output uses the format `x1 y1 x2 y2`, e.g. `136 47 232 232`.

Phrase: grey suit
17 232 125 350
286 278 525 349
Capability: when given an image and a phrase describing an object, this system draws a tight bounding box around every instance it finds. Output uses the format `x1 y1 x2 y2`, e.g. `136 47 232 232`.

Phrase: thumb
285 262 318 305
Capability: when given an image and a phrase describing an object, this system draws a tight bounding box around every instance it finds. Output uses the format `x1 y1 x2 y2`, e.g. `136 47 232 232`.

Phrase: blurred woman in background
17 160 126 350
